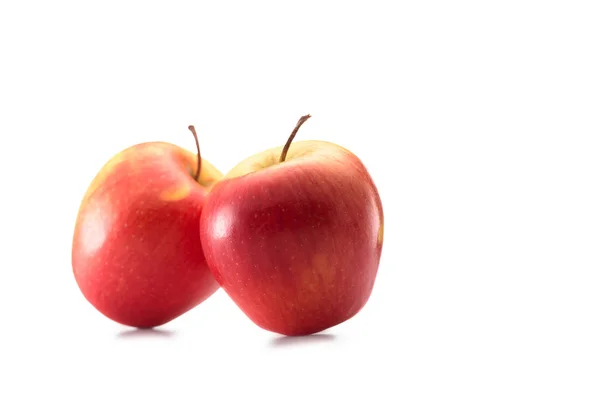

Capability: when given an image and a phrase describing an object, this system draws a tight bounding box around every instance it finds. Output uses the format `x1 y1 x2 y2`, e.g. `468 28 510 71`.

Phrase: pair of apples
71 115 384 336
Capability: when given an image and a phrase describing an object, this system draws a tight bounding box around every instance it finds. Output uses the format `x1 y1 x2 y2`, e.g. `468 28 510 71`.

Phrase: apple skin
72 142 223 329
200 140 384 336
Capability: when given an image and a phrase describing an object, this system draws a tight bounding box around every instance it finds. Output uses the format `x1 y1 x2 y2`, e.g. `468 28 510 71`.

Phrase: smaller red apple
72 126 223 329
200 115 384 336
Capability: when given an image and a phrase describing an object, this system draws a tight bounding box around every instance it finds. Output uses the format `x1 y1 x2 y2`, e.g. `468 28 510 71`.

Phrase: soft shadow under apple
269 333 336 348
116 328 176 339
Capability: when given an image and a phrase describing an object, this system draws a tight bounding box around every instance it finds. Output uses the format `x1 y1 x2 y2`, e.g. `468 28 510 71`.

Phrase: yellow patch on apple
82 151 128 202
160 184 191 201
377 221 384 246
143 145 166 156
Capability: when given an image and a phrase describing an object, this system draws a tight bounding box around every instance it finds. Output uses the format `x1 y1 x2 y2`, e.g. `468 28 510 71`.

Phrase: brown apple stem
279 114 312 162
188 125 202 181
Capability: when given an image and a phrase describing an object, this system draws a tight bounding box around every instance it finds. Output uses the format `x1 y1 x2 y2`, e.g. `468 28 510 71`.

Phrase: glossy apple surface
72 141 222 328
200 139 384 336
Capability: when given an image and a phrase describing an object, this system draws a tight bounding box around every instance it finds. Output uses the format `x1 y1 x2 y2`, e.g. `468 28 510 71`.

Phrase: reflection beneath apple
116 328 176 339
269 333 336 348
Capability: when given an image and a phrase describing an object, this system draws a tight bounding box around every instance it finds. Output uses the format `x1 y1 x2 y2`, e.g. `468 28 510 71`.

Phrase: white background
1 1 599 399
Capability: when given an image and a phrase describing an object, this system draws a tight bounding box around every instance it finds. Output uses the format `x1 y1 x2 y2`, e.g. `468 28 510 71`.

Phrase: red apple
72 126 223 329
200 115 384 336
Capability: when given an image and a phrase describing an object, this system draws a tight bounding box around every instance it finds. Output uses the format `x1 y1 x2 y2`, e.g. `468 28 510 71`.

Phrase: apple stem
279 114 312 163
187 125 202 181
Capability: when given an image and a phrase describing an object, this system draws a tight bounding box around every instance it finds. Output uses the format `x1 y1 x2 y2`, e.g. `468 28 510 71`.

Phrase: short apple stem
187 125 202 181
279 114 312 163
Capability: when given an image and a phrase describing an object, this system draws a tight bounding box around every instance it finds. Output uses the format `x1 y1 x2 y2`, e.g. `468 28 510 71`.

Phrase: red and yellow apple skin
200 141 384 336
72 142 223 329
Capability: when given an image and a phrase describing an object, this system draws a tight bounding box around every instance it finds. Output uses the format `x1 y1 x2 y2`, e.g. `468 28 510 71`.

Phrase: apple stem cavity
279 114 312 163
187 125 202 181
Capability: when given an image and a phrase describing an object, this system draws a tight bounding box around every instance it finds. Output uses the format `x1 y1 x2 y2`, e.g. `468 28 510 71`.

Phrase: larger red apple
200 115 384 336
72 126 223 329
